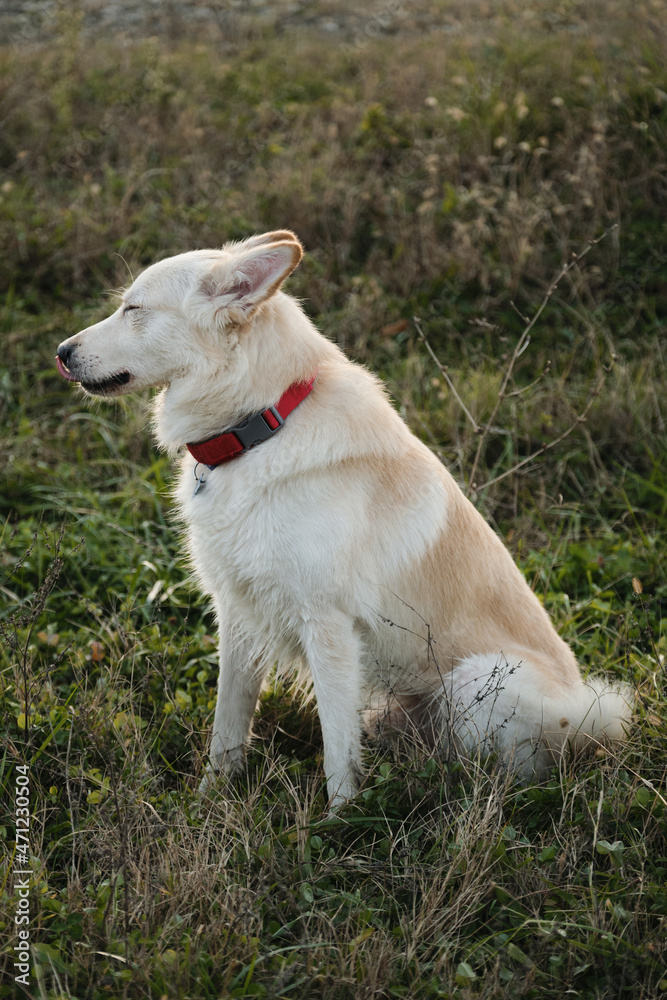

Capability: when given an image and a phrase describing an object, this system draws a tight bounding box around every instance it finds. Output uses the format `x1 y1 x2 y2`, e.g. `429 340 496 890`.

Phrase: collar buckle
231 406 284 452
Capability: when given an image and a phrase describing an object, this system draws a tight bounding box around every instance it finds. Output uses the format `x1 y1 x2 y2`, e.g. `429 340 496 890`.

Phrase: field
1 2 666 997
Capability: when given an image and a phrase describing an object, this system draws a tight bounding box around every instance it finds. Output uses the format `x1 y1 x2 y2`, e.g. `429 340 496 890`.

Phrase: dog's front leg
299 612 364 809
199 622 265 794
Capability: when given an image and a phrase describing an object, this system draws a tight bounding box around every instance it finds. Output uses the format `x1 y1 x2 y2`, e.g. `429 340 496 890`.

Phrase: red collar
186 376 316 469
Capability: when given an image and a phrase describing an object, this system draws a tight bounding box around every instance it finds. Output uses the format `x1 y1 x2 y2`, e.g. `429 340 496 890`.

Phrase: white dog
56 230 632 806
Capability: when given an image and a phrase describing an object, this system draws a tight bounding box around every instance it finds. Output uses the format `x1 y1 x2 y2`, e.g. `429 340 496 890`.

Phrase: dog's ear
230 237 303 306
201 234 303 324
236 230 301 251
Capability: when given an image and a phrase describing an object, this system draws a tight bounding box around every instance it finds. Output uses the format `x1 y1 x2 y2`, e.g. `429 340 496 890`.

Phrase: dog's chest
174 443 451 634
183 461 271 554
176 458 327 614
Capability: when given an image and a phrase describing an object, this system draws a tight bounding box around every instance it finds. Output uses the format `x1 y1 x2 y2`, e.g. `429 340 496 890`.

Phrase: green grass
1 3 666 997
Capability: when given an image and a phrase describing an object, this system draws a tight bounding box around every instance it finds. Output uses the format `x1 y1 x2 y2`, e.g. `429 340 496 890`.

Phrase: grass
1 2 666 997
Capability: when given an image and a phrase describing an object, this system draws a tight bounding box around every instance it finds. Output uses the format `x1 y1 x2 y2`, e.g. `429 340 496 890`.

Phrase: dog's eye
123 304 140 315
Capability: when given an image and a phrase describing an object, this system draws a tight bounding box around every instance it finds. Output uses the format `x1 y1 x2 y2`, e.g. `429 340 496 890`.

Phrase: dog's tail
370 655 634 779
444 654 634 778
556 675 634 747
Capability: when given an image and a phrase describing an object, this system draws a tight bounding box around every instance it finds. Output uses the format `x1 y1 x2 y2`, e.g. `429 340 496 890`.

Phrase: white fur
57 231 633 806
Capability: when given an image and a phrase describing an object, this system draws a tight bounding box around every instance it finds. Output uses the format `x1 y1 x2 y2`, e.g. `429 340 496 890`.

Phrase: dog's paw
198 749 246 794
197 764 221 795
326 782 360 816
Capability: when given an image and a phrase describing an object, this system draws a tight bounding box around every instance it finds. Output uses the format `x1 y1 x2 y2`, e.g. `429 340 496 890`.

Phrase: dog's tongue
56 356 78 382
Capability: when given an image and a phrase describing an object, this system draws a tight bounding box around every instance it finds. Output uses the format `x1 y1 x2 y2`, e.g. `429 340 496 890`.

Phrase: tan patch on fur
368 452 434 518
398 481 581 689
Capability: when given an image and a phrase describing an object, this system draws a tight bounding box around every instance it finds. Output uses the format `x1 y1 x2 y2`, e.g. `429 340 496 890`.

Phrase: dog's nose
56 342 75 368
55 340 80 382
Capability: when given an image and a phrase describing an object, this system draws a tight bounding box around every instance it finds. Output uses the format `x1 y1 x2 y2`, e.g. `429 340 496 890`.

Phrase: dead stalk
413 316 480 433
476 366 612 493
417 225 618 496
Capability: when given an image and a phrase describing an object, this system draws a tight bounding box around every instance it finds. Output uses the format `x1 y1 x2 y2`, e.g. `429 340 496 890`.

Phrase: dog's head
55 230 303 397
